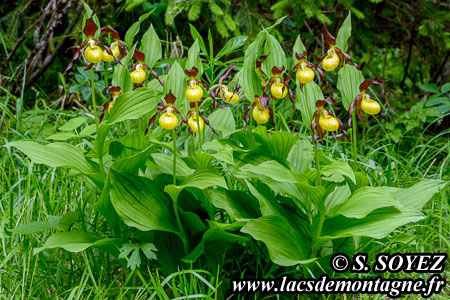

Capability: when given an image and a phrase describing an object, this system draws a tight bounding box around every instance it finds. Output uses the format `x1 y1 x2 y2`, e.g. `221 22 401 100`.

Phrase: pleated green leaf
141 24 162 69
335 12 352 52
241 216 314 266
124 11 153 47
110 170 178 233
107 88 160 124
239 32 264 100
8 141 102 187
163 61 186 107
337 64 364 110
208 189 261 222
295 81 323 128
34 231 120 256
321 208 424 241
186 39 203 77
261 32 286 76
328 187 403 218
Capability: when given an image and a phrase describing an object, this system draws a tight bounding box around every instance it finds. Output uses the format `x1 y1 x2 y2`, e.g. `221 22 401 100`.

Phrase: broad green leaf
385 180 447 210
79 124 96 137
112 145 154 174
164 169 227 207
215 36 248 60
112 44 136 93
163 61 186 107
441 82 450 93
335 12 352 52
204 107 235 141
124 11 153 47
288 139 314 173
254 130 297 160
202 139 234 164
245 181 286 217
45 132 77 141
183 227 247 264
321 159 356 184
141 24 162 69
34 231 120 256
186 39 203 77
264 16 286 32
261 32 286 76
108 131 146 160
321 208 424 242
337 64 364 110
189 24 209 59
419 83 440 94
12 218 60 235
328 187 402 218
107 88 160 124
151 153 194 177
57 211 79 231
241 216 314 266
95 174 120 235
239 32 265 101
58 117 85 131
8 141 102 187
239 160 301 183
178 168 227 190
110 170 178 233
324 184 351 215
293 35 306 63
208 189 261 222
295 81 323 128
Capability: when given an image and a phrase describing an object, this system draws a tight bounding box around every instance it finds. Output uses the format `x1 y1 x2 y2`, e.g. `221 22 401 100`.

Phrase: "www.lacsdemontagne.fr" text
231 274 446 298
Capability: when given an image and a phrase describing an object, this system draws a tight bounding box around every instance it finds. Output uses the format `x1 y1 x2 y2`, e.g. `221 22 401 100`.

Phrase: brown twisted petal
315 97 336 108
100 27 120 40
271 66 285 75
83 63 94 71
133 49 145 63
359 79 384 92
322 24 336 46
164 91 177 105
218 64 237 85
185 67 199 79
172 107 188 122
202 116 218 136
84 17 98 38
63 40 88 74
295 51 308 61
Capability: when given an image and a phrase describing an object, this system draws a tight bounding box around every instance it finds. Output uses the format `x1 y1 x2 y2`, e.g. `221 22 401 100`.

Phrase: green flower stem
278 112 291 133
90 68 99 131
104 62 109 88
172 129 177 185
312 212 325 257
91 68 103 175
172 129 189 254
194 100 202 150
351 109 358 171
272 100 277 131
314 146 322 186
